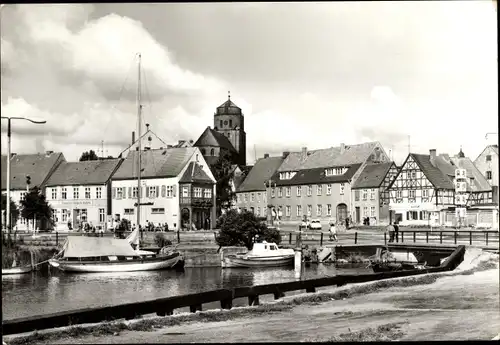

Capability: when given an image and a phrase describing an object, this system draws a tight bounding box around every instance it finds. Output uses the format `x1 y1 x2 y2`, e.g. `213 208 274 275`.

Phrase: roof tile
352 162 395 189
237 156 285 192
45 159 123 187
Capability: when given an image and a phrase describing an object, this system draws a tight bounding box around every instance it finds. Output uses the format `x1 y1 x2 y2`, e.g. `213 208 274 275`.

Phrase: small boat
370 261 422 273
48 230 184 273
222 241 295 268
2 266 33 275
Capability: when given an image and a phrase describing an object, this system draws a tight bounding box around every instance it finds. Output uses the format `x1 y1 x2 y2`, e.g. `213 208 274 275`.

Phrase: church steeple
458 146 465 158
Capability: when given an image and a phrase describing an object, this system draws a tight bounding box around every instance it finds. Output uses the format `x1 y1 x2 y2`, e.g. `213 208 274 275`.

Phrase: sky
0 2 498 165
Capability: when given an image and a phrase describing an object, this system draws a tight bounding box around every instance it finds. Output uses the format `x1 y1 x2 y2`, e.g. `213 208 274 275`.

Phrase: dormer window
325 167 348 176
279 171 297 180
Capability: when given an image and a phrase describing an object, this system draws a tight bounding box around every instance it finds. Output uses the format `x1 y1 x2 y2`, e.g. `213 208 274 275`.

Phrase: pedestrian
345 216 350 230
164 222 169 232
329 222 338 242
394 221 400 243
387 223 395 243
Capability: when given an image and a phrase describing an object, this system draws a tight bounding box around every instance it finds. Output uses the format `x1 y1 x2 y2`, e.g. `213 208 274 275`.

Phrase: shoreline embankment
3 247 497 345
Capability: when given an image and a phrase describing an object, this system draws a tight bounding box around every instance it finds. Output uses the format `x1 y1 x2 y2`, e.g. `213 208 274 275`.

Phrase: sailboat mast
136 53 142 235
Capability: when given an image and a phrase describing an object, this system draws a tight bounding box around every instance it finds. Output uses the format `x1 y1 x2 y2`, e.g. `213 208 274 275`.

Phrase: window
340 183 345 195
363 206 368 217
62 209 69 222
73 187 79 199
20 192 26 201
279 171 297 180
51 188 57 200
194 187 202 198
257 193 261 202
237 194 241 203
182 186 189 197
229 119 233 127
116 187 123 199
307 205 312 217
210 148 215 156
251 193 255 202
99 209 105 223
354 190 360 201
131 187 138 198
96 187 102 199
85 187 91 199
316 204 322 216
280 188 285 197
220 120 223 128
286 187 291 197
370 206 376 217
161 185 166 197
204 189 212 199
263 192 267 203
244 193 248 202
271 188 275 198
307 185 312 196
396 190 402 198
62 187 67 199
409 190 416 198
423 189 429 197
325 167 347 176
296 186 301 197
486 155 492 161
326 204 332 216
166 186 173 198
486 171 492 180
326 184 332 195
285 205 291 217
408 211 418 220
250 207 255 214
370 189 375 200
296 205 302 217
256 207 260 216
124 209 134 215
152 208 165 214
411 171 417 179
149 186 159 198
316 185 322 196
362 189 368 201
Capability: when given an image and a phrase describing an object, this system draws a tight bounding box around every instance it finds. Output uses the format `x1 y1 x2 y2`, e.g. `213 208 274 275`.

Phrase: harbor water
2 264 371 320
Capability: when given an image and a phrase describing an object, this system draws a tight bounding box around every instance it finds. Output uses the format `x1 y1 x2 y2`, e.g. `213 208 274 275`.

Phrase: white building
1 151 65 231
44 159 123 231
111 147 216 231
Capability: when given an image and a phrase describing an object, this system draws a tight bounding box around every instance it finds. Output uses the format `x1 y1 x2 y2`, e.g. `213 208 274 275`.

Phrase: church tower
213 92 247 166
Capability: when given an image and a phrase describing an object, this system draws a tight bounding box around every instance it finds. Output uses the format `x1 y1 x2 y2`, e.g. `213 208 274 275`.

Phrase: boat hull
223 255 294 268
49 253 184 273
2 266 33 275
370 262 417 273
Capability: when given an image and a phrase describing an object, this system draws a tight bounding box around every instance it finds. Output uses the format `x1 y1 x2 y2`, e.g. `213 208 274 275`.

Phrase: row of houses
235 143 499 229
1 147 217 232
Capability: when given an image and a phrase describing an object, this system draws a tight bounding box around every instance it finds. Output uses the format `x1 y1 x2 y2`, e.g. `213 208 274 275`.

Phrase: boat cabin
250 241 280 253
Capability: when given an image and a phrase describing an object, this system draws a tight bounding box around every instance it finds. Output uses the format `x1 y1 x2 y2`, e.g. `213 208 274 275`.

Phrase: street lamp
1 116 46 235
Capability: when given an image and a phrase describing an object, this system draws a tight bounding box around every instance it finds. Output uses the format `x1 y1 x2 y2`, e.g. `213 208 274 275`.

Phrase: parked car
309 219 322 230
300 220 309 229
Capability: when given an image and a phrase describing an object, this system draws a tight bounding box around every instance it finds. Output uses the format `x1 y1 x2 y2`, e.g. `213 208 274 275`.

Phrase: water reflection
2 264 372 320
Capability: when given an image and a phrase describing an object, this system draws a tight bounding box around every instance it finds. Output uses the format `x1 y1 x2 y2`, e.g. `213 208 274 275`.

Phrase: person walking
387 223 395 243
394 221 400 243
329 222 338 242
345 216 350 231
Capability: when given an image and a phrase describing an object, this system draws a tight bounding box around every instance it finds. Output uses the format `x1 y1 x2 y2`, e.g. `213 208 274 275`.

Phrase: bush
154 233 172 248
215 209 281 250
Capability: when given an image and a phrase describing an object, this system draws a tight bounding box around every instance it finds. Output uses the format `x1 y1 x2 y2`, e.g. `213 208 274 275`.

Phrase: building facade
351 162 398 226
1 151 65 231
474 144 499 205
111 147 216 231
44 159 123 231
236 154 284 218
266 142 390 227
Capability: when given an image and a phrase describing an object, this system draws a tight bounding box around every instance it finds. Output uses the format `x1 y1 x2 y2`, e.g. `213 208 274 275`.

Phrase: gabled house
235 154 285 219
267 142 390 226
194 126 239 167
388 148 495 228
351 162 398 226
1 151 65 230
474 144 499 205
44 159 123 231
111 147 216 231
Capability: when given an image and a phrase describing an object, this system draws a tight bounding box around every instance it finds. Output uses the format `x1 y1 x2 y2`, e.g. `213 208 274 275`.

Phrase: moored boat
48 235 184 273
2 266 33 275
222 241 295 268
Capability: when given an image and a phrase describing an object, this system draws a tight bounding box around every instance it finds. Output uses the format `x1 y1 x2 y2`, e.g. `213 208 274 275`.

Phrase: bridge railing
2 246 466 335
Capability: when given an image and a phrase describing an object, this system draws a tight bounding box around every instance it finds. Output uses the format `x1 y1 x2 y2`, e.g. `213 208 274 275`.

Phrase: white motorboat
2 266 33 275
222 241 295 268
48 234 184 273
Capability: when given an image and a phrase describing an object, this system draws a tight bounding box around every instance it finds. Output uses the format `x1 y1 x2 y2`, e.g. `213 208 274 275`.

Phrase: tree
211 152 237 216
20 186 53 230
79 150 99 161
215 209 281 250
1 194 19 229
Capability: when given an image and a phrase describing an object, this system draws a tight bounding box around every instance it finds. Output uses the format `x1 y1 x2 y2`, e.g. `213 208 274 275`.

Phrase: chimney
340 143 346 154
132 131 135 145
264 153 270 159
301 147 307 160
429 149 437 165
282 151 290 159
178 140 183 145
45 150 53 156
146 123 150 131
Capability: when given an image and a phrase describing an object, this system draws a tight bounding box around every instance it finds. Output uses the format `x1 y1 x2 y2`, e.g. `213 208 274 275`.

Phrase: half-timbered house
351 162 398 226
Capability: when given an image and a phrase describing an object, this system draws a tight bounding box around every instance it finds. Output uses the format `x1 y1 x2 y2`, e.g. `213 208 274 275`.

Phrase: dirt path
31 265 499 344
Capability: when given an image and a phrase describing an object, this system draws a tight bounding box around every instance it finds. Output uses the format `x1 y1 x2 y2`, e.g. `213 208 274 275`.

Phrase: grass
6 253 498 345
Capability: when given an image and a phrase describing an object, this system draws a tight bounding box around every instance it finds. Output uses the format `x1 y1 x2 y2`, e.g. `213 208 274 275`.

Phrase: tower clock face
224 120 228 125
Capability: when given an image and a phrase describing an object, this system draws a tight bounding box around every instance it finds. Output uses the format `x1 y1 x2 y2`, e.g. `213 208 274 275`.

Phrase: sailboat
48 53 184 273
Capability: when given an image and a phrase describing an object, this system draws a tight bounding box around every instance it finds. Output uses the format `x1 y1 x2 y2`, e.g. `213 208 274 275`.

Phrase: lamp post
1 116 46 236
